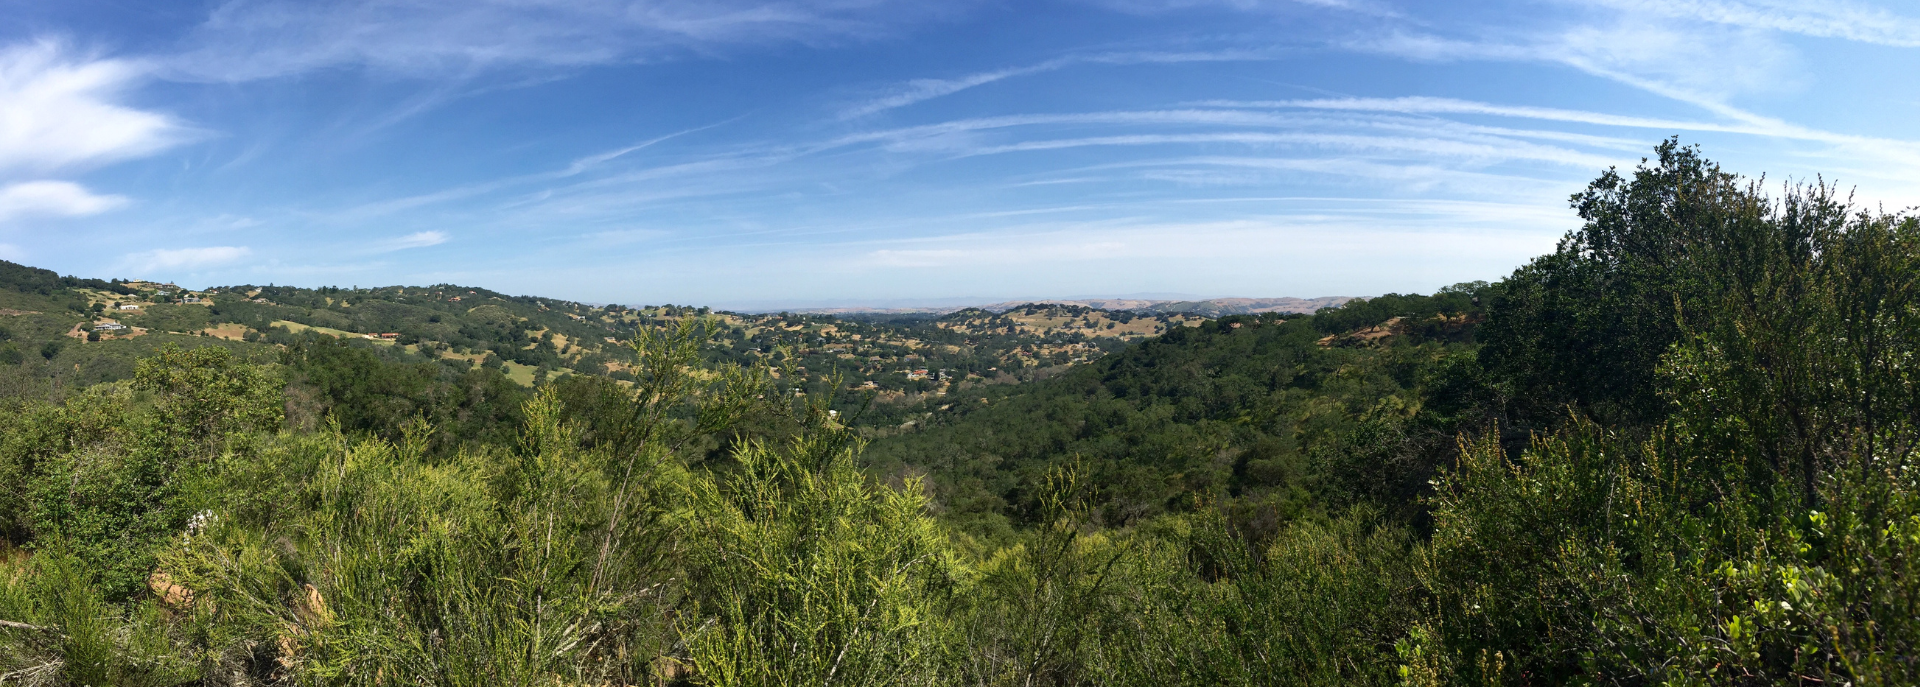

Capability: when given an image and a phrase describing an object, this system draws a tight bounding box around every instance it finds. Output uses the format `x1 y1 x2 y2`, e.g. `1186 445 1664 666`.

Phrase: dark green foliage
136 345 284 454
2 344 281 599
866 304 1480 535
0 542 197 686
1405 146 1920 685
1479 139 1791 433
1101 509 1419 685
279 335 527 450
682 428 959 686
0 260 131 296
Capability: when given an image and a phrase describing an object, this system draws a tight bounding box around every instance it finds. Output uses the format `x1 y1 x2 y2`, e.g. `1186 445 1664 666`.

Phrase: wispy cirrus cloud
1573 0 1920 48
839 49 1273 119
1202 97 1737 131
319 99 1639 245
1357 20 1799 100
1205 96 1920 157
151 0 1914 298
1104 156 1581 198
1080 0 1399 19
956 132 1618 168
168 0 976 81
1348 31 1920 181
333 122 734 221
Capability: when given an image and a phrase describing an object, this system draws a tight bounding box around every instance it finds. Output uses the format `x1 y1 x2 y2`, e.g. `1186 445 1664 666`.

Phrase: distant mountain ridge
781 296 1356 317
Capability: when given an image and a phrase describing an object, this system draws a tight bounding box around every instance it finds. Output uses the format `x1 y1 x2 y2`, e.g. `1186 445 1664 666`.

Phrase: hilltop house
183 296 203 303
94 322 127 332
118 304 140 311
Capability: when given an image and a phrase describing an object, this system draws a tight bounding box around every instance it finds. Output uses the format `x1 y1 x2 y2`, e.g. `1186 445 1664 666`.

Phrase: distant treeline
0 260 138 297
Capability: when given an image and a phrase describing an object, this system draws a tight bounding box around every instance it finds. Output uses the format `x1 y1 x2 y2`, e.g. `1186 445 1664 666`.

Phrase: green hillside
0 259 1238 454
0 261 1217 398
863 287 1484 538
6 142 1920 685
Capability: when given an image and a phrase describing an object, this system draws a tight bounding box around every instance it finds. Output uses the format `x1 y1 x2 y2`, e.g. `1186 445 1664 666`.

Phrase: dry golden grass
201 323 251 341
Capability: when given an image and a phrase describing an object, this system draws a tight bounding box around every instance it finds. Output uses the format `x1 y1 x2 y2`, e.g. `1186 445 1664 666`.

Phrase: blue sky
2 0 1917 308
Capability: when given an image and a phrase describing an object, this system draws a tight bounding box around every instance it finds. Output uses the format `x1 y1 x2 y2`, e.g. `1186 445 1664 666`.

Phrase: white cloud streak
0 180 127 221
1574 0 1920 48
334 122 733 221
169 0 972 81
1344 26 1920 187
958 132 1618 168
839 49 1272 118
1211 97 1739 131
1081 0 1399 19
378 231 451 251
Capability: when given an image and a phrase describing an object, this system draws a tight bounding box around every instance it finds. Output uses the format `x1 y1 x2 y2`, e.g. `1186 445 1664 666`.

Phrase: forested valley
7 141 1920 685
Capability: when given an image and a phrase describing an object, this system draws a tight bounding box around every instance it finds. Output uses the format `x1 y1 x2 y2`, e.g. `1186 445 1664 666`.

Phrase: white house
118 304 140 311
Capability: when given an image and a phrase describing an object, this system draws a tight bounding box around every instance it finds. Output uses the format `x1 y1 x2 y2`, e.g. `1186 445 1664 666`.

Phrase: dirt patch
0 309 39 316
1351 317 1403 342
1318 317 1404 348
149 571 195 609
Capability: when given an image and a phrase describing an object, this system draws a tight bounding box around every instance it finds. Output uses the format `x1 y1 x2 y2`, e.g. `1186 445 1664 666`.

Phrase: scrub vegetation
6 142 1920 685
